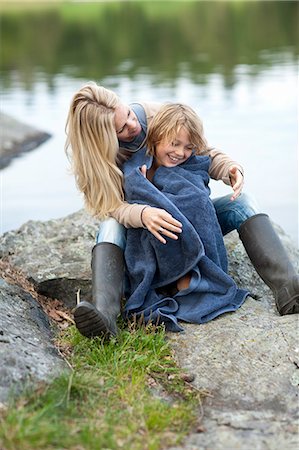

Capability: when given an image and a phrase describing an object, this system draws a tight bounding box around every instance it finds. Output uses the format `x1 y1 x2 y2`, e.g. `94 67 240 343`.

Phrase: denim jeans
96 192 259 250
213 192 259 236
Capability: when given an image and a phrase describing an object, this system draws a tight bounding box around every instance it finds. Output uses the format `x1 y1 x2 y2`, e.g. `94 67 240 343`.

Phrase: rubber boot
74 242 124 338
239 213 299 315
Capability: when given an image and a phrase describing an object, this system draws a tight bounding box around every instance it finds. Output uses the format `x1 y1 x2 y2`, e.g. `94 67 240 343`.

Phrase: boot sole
279 294 299 315
74 302 112 338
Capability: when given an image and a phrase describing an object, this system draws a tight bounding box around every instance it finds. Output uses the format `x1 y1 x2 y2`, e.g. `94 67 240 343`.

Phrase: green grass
0 322 203 450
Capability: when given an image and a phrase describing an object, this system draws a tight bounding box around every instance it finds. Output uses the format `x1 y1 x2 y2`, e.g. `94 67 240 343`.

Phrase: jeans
213 192 259 236
96 192 259 250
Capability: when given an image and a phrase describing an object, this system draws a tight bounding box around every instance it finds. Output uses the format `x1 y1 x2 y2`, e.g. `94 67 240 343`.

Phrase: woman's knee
213 192 260 235
236 192 259 209
235 193 260 218
96 218 126 250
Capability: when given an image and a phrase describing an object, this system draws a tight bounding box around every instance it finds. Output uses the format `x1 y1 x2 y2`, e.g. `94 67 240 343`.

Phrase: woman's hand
140 164 182 244
141 207 183 245
229 166 244 201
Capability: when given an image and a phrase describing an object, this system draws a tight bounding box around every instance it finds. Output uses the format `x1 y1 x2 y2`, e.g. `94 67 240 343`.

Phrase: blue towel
123 148 249 332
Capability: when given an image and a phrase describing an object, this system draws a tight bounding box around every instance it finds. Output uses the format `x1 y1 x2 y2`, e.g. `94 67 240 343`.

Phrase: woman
65 82 299 338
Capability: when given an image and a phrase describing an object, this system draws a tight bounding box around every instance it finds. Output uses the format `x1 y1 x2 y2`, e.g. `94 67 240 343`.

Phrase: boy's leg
74 218 126 338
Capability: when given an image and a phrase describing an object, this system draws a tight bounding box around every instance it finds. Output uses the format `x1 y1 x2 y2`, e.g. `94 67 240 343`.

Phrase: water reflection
0 1 298 245
1 1 298 88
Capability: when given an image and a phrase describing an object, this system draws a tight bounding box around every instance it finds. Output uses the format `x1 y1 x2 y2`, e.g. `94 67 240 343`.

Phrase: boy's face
114 103 142 142
155 127 194 168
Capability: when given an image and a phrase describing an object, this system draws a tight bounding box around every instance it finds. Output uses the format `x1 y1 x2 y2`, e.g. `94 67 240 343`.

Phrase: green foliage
0 323 202 450
1 1 298 89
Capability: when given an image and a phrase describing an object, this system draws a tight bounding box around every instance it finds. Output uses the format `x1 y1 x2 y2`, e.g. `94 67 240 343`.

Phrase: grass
0 321 204 450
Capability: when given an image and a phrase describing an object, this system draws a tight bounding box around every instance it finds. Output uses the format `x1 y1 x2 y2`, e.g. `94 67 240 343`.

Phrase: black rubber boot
74 242 124 338
239 213 299 315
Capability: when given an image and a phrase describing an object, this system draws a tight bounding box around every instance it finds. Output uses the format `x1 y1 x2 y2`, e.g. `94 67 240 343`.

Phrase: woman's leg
213 193 298 315
96 217 126 250
74 218 126 338
239 214 299 315
212 192 259 236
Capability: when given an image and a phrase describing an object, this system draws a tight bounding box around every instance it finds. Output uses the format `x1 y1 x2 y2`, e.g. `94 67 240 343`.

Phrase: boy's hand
140 164 147 178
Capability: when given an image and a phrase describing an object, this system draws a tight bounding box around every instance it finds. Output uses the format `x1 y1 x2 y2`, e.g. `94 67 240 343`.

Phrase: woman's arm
110 202 182 244
110 202 146 228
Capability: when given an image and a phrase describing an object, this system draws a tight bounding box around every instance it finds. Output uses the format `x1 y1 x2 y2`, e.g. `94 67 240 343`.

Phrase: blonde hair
146 103 208 156
65 82 124 218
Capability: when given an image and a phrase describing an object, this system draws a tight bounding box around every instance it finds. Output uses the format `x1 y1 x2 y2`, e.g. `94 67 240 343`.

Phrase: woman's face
154 127 194 168
114 103 142 142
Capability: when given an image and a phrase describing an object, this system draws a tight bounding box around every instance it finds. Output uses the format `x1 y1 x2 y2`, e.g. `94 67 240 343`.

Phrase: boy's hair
146 103 208 156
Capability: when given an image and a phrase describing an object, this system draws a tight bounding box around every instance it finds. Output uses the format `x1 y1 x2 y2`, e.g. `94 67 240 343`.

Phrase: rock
167 231 299 450
0 113 51 169
0 278 67 404
0 209 298 449
0 210 296 310
0 209 99 308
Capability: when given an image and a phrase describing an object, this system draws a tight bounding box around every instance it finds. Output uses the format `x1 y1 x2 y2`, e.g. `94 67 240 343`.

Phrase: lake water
1 1 298 246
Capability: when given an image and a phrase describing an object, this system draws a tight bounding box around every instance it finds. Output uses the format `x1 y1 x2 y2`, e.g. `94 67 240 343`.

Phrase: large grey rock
0 279 67 404
0 209 99 308
0 210 295 310
0 209 298 449
168 232 299 450
0 113 51 169
168 303 299 450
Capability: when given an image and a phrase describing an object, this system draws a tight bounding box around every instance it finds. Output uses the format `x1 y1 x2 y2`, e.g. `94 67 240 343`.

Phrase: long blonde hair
65 82 124 218
146 103 208 156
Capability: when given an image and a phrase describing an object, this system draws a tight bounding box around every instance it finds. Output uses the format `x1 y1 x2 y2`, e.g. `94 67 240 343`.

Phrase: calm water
1 1 298 246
